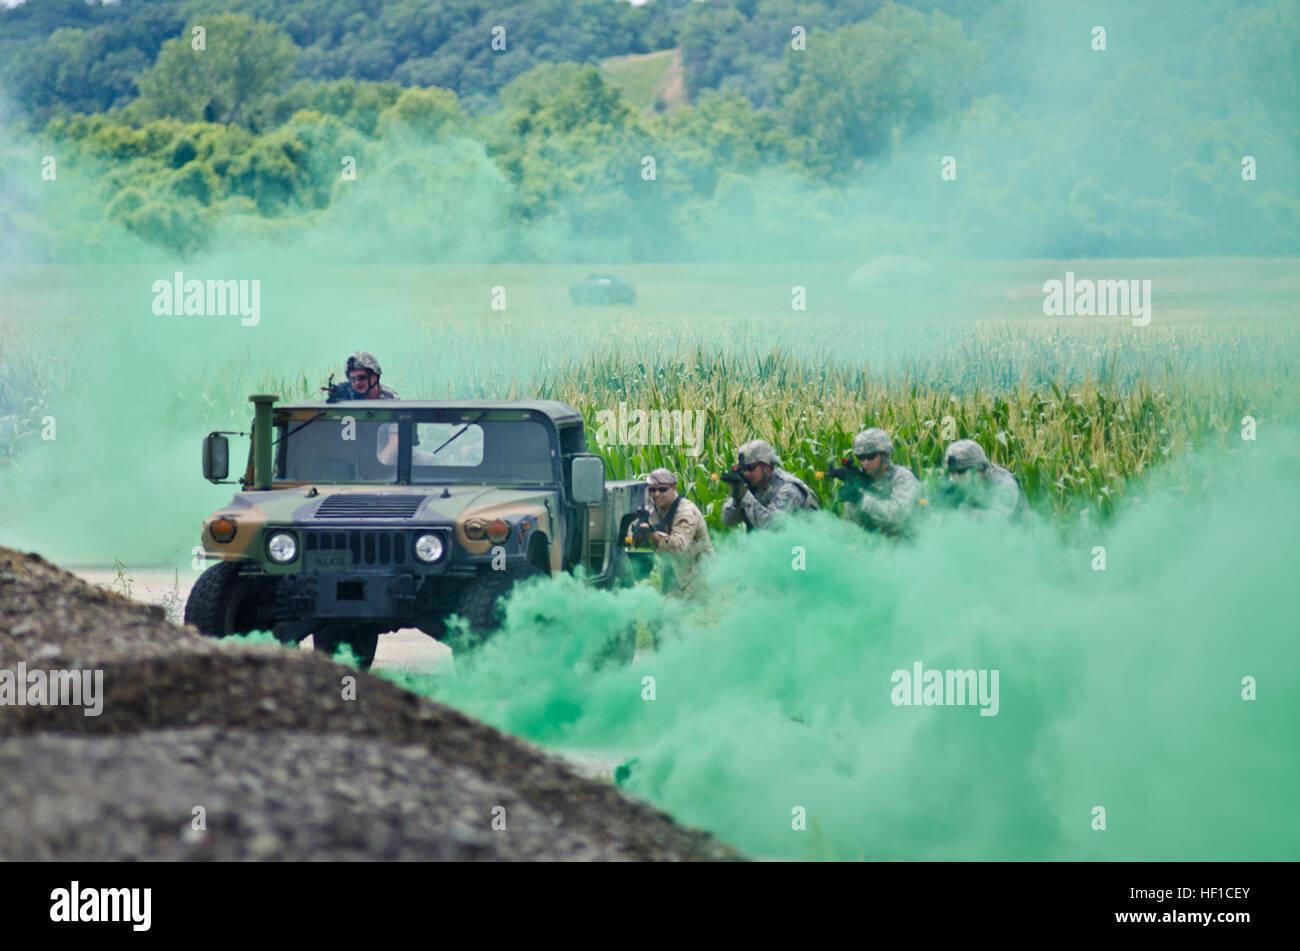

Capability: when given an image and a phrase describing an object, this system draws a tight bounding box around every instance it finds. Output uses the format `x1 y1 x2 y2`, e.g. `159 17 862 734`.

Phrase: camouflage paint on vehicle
193 397 646 641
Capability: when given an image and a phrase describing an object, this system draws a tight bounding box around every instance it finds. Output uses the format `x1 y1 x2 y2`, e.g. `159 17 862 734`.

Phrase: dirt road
69 565 620 781
72 565 453 674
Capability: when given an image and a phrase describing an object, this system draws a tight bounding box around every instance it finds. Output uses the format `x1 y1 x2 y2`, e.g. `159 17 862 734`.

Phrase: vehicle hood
231 485 558 524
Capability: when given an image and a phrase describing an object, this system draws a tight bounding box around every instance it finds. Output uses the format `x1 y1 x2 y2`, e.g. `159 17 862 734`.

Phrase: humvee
186 394 647 667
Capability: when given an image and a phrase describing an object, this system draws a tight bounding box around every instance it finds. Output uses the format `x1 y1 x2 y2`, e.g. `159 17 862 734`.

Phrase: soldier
943 439 1026 520
332 351 399 401
721 439 820 530
327 352 401 463
838 428 921 537
644 468 713 598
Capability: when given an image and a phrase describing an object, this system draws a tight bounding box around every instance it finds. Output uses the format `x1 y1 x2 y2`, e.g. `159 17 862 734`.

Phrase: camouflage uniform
976 464 1024 519
721 443 820 530
844 463 921 536
943 439 1026 521
839 427 919 536
329 351 399 402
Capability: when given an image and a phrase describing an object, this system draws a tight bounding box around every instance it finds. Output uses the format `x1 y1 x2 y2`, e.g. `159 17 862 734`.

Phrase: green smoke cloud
387 435 1300 860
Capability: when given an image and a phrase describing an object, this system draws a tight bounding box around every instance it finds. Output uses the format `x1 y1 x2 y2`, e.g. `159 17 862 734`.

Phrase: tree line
2 0 1295 260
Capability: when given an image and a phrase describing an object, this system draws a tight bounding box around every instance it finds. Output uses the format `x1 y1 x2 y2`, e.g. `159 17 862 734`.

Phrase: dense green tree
374 87 467 140
129 15 299 128
0 0 672 121
252 79 403 135
677 0 886 106
653 90 804 171
2 3 183 123
777 3 981 174
6 0 1297 260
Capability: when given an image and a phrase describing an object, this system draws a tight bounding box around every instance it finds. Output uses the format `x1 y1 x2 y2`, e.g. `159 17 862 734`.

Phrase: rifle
627 496 682 548
827 456 861 482
828 456 868 506
321 372 355 403
716 465 754 528
627 508 657 548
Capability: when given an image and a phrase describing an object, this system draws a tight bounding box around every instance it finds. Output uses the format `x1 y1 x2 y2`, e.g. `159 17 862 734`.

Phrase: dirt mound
0 547 742 860
0 548 200 663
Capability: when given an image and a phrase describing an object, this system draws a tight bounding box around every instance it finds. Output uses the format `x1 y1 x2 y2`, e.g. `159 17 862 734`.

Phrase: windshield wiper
428 411 487 458
272 410 327 446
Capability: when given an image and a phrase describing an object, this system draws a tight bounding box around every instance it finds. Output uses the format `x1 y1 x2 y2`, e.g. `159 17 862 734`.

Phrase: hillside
600 47 685 115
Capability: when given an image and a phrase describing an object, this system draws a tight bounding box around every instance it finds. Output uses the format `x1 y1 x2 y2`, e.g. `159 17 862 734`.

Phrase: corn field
4 273 1294 526
530 340 1292 524
237 324 1298 525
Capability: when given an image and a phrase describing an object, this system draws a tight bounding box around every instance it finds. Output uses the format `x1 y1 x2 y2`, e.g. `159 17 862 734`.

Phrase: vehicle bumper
279 571 426 621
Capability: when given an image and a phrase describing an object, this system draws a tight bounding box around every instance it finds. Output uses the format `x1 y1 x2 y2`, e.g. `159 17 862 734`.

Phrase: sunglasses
740 462 763 472
648 485 672 494
348 373 370 383
855 452 882 461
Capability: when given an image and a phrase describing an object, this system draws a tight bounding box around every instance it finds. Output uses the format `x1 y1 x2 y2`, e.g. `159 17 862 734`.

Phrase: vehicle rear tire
449 561 545 649
312 625 380 670
184 561 271 637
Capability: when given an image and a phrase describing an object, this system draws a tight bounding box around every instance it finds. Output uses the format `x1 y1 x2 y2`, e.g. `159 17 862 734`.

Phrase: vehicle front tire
449 561 545 649
184 561 272 637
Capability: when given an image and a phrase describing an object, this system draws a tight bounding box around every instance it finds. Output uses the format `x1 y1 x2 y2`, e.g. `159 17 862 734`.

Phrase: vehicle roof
275 399 584 425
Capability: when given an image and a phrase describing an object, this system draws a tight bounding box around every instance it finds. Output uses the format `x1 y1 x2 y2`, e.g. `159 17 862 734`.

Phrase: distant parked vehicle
569 273 636 305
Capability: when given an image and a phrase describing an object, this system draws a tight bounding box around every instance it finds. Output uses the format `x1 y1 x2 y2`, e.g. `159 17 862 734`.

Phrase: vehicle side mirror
570 454 604 505
203 433 230 483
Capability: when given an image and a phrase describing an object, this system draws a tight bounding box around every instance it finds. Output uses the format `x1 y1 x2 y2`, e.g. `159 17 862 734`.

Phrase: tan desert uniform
654 495 714 597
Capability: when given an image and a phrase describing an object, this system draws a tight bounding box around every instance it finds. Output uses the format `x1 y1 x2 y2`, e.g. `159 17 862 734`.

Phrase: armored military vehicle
185 395 647 667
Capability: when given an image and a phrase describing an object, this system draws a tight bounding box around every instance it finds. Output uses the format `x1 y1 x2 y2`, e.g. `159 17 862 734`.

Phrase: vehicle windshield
411 419 554 484
273 414 556 485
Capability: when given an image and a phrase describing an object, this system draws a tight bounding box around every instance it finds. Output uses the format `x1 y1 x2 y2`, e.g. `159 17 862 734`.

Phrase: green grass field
600 48 684 115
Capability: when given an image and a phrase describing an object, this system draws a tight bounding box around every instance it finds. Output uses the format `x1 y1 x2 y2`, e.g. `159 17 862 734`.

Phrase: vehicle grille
303 530 410 566
315 494 424 519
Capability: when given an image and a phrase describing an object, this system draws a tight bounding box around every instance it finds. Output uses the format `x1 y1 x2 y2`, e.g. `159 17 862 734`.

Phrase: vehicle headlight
210 517 237 543
414 533 445 563
267 532 298 564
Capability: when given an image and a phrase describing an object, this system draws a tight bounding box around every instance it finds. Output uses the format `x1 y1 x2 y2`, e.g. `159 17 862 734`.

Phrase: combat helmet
346 351 382 376
853 428 894 457
737 439 779 467
944 439 989 473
